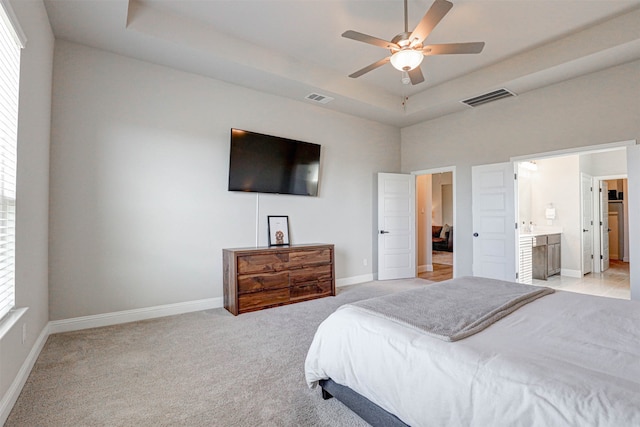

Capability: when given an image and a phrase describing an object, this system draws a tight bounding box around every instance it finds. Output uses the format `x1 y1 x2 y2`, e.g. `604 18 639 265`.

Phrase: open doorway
416 171 454 282
515 148 630 299
602 178 628 264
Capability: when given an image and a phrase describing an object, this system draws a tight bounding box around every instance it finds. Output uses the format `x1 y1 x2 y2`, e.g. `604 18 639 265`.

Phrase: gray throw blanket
345 276 554 342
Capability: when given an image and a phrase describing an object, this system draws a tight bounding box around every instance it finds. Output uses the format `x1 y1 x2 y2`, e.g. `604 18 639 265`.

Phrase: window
0 0 23 320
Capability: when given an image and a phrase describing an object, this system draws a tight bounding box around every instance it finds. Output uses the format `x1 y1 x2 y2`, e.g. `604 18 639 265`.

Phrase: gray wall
0 0 53 418
402 60 640 282
48 41 401 321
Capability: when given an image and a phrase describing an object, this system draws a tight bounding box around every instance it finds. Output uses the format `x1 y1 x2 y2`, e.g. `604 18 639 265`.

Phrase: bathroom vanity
519 232 561 282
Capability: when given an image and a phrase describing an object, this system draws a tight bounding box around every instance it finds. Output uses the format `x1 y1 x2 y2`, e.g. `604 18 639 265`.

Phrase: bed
305 277 640 426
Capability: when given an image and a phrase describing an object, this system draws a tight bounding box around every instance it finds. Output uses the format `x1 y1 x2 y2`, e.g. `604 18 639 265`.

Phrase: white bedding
305 287 640 426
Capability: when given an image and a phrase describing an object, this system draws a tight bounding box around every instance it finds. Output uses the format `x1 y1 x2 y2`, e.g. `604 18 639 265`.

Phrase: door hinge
600 255 604 260
515 222 518 229
516 272 519 279
514 173 517 180
591 254 594 259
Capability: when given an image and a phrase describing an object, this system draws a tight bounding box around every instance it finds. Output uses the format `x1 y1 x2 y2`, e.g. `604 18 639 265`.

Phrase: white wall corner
418 264 433 273
0 322 49 426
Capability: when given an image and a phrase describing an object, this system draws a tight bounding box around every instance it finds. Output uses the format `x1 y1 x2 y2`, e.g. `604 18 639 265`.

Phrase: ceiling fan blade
342 30 399 50
423 42 485 55
408 0 453 46
408 67 425 85
348 57 391 78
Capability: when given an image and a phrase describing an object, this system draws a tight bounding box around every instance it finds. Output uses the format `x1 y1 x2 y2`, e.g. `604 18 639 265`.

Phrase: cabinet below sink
532 233 561 280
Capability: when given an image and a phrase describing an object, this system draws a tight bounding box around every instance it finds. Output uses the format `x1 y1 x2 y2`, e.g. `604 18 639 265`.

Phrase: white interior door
626 144 639 301
377 173 416 280
472 163 516 281
581 173 593 275
600 181 610 271
609 209 620 260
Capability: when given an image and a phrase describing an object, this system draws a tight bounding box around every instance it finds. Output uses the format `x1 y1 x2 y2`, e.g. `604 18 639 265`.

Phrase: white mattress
305 288 640 426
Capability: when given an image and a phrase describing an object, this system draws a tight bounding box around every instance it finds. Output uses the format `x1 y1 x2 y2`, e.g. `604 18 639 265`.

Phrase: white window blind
0 1 22 320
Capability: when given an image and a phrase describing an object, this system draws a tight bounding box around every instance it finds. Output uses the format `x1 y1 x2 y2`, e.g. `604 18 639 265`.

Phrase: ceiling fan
342 0 485 85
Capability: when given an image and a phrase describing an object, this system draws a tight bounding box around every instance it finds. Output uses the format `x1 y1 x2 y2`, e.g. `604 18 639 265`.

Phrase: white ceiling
43 0 640 127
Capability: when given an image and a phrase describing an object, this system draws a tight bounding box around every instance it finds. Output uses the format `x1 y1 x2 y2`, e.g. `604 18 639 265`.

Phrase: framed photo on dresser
268 216 290 246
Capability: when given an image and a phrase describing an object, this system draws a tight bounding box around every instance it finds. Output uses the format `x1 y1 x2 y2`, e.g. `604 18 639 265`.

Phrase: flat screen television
228 129 321 196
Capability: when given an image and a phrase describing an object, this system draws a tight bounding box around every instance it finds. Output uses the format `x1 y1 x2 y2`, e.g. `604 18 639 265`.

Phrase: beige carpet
7 279 428 426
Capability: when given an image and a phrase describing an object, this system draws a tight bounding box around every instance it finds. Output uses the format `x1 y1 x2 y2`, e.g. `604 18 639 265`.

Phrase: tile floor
533 260 630 300
419 256 630 300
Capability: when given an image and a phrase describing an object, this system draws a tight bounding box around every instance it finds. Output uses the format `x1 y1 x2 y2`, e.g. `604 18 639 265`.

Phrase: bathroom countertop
519 227 563 238
520 232 552 238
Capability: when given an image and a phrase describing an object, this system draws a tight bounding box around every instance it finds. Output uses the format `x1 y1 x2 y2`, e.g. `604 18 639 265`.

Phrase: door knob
583 229 589 232
473 232 479 237
380 230 390 234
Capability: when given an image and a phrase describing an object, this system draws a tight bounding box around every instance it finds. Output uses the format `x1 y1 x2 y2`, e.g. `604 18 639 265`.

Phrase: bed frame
319 379 409 427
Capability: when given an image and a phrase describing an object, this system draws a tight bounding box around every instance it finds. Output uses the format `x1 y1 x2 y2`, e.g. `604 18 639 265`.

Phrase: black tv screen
228 129 321 196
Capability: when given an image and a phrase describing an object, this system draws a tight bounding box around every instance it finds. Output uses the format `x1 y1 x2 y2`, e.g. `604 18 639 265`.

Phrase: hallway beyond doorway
419 250 453 282
418 263 452 282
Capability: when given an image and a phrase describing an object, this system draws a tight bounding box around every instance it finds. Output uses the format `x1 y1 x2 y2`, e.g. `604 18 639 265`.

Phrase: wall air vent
305 93 334 104
461 88 516 108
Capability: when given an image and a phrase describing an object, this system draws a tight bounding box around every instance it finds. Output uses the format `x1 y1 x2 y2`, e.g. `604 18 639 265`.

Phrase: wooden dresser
223 244 335 315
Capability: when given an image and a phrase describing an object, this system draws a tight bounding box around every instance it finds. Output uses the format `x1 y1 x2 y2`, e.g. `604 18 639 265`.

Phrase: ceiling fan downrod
404 0 409 33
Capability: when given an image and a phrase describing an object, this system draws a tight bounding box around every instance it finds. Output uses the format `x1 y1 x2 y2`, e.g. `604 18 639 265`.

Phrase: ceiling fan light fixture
390 48 423 71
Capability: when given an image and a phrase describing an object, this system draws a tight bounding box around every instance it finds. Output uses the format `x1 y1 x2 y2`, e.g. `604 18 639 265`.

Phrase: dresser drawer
290 280 333 301
290 264 332 284
238 288 290 312
237 271 289 294
237 252 289 274
288 248 332 268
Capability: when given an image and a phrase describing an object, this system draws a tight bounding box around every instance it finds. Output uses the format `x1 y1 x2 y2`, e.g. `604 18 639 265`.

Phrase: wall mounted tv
228 129 321 196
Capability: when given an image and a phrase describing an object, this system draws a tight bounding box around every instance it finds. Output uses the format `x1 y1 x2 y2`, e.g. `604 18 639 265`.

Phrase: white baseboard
49 297 223 334
336 274 375 287
418 264 433 273
0 323 49 426
45 275 385 334
561 269 582 278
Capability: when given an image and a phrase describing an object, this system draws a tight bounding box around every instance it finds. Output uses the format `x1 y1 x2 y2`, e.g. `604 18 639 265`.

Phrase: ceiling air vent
461 88 516 108
305 93 334 104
